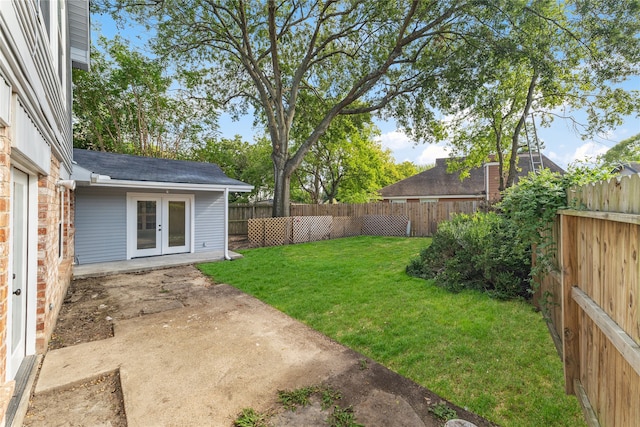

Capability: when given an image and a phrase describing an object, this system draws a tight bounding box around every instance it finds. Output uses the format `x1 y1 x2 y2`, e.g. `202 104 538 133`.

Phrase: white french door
128 194 193 258
9 168 28 379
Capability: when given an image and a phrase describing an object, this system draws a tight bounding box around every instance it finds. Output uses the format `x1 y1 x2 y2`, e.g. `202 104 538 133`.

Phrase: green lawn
199 236 585 427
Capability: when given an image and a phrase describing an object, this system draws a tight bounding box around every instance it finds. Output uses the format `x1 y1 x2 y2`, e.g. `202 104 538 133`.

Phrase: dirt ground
24 242 493 427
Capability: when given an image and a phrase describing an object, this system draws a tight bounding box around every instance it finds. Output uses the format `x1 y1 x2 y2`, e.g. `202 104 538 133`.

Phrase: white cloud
378 130 413 151
568 141 609 165
378 129 451 165
417 144 451 165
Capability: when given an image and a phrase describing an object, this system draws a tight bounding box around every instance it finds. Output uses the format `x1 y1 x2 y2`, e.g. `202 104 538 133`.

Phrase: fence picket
537 173 640 426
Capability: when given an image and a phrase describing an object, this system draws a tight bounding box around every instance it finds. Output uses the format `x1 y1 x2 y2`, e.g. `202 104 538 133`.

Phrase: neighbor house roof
613 162 640 176
72 149 253 191
379 153 564 199
380 157 486 199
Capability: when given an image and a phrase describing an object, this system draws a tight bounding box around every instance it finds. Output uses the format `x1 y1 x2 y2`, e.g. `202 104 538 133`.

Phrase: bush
407 212 531 299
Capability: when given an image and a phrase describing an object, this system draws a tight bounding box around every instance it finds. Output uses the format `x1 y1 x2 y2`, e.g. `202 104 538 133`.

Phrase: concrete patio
31 264 492 426
73 250 243 279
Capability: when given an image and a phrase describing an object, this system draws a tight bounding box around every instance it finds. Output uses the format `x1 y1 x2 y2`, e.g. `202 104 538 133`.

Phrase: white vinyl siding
194 191 225 252
74 187 127 264
75 188 226 264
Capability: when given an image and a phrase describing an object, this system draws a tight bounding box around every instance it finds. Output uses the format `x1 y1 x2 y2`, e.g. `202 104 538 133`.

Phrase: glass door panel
137 200 158 250
130 196 162 258
162 197 191 255
168 201 186 247
129 194 191 258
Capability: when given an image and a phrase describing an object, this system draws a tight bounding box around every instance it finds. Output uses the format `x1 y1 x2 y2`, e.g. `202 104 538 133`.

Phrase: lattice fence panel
247 218 265 247
362 215 409 236
263 217 293 246
331 217 362 238
292 216 332 243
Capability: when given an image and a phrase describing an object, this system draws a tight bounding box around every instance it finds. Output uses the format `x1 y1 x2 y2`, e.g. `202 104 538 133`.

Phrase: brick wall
0 128 10 387
0 128 12 423
36 157 73 352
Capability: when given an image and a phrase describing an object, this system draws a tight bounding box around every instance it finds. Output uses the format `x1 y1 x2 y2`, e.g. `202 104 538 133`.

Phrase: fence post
561 212 580 395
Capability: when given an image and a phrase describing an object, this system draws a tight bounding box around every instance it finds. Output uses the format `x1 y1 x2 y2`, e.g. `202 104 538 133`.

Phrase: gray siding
194 191 225 252
75 187 127 264
75 187 226 264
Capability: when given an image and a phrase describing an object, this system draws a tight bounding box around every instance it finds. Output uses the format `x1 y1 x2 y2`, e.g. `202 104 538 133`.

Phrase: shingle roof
73 148 250 187
380 157 485 198
379 153 564 198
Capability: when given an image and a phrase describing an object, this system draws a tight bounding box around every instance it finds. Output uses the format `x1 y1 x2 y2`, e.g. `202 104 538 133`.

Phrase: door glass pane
168 201 186 247
137 201 157 249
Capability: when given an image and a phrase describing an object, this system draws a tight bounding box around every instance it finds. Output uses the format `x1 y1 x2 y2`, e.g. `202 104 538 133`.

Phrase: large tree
98 1 640 211
421 0 640 189
191 136 273 202
99 0 500 216
73 36 215 158
291 120 415 204
288 97 415 204
601 133 640 165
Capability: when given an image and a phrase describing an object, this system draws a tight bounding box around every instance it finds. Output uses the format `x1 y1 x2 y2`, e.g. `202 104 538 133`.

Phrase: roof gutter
78 175 253 193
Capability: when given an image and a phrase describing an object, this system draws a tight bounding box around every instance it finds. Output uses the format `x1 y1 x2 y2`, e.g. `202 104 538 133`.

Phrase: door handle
13 289 21 296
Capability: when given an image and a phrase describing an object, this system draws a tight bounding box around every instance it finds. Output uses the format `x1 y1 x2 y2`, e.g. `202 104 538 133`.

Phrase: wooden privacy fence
231 201 479 237
228 204 273 234
535 174 640 427
248 215 410 247
291 201 479 237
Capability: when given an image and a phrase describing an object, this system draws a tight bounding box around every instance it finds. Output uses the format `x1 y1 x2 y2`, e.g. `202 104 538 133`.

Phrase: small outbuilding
72 149 253 264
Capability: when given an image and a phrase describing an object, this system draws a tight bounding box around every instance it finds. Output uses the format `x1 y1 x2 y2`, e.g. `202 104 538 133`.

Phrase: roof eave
76 177 253 192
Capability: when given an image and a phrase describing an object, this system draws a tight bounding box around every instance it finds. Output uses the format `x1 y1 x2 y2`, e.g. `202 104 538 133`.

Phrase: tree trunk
272 155 291 217
496 132 505 192
506 72 538 188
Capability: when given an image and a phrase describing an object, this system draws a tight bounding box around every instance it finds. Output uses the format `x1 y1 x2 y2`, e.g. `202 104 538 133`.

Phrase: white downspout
224 188 231 260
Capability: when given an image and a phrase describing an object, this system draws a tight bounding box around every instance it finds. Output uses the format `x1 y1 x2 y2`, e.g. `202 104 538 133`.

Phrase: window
420 198 438 203
390 199 407 204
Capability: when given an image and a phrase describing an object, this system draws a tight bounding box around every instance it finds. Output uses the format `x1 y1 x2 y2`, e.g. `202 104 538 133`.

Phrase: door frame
7 167 38 379
126 192 195 259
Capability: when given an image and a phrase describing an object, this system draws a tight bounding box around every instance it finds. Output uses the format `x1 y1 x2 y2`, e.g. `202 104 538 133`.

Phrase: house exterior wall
0 128 11 405
0 1 88 423
75 188 226 264
36 156 74 352
194 191 225 252
74 187 127 264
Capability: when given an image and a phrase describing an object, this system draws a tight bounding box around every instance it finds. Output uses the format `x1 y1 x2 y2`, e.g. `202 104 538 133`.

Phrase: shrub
407 212 531 299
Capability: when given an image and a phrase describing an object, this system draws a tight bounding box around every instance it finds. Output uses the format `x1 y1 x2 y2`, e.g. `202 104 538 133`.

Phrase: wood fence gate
536 174 640 426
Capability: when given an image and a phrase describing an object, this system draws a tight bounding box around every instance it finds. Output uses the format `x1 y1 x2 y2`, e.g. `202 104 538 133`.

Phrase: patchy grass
200 236 585 427
327 405 363 427
278 386 316 411
236 385 356 427
233 408 269 427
